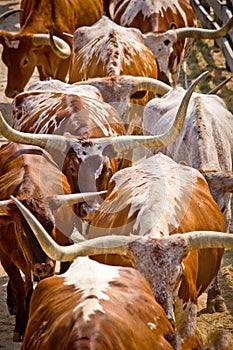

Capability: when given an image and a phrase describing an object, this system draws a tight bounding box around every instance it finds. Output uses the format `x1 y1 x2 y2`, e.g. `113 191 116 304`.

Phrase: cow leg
0 250 32 342
6 279 17 315
207 276 227 313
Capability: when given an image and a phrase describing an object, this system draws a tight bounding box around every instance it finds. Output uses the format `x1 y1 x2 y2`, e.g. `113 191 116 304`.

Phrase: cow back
21 257 174 350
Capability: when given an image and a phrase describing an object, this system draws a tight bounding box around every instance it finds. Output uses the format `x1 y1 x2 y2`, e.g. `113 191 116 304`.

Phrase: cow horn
175 17 233 40
11 196 233 263
0 71 207 155
120 76 172 96
63 32 73 38
32 33 71 59
208 76 232 94
74 75 171 97
92 71 208 152
183 231 233 250
11 196 132 261
0 111 68 151
0 9 23 25
45 190 107 209
0 199 12 213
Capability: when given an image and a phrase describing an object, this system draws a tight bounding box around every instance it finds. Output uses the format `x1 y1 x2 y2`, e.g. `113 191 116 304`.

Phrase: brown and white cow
0 0 103 97
12 187 233 349
67 15 233 134
10 80 130 221
85 153 227 343
105 0 197 85
20 257 177 350
105 0 233 87
0 141 103 341
1 72 204 221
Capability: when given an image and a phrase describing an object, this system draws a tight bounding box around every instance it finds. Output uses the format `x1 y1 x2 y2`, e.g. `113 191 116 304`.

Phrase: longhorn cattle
86 153 227 344
10 79 130 221
105 0 233 87
1 71 202 221
105 0 197 85
0 0 103 98
0 141 103 341
12 183 233 349
68 16 158 134
68 15 233 135
20 257 178 350
143 85 233 231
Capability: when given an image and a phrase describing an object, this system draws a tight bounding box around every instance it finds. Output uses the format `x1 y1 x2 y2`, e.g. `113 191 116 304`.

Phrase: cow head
0 140 106 277
144 17 233 86
0 31 71 98
0 171 56 279
73 75 172 135
61 138 124 221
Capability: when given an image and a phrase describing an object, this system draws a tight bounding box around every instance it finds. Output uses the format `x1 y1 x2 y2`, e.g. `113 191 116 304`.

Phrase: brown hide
69 17 158 134
0 0 103 97
12 81 131 219
0 142 76 340
88 154 225 337
110 0 197 85
21 257 175 350
112 0 196 32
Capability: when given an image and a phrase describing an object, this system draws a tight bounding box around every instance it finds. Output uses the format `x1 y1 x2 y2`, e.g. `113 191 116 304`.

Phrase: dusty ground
0 1 233 349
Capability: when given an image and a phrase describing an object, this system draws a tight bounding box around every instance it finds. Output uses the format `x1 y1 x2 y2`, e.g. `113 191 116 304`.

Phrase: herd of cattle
0 0 233 349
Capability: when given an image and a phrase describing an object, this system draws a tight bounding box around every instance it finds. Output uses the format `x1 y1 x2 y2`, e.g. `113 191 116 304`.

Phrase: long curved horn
0 72 204 153
208 76 232 94
0 112 68 151
175 17 233 40
48 27 71 59
11 195 132 261
74 75 172 97
46 190 107 209
91 71 209 152
119 75 172 96
182 231 233 250
11 196 233 263
0 72 206 155
0 9 23 25
32 33 71 59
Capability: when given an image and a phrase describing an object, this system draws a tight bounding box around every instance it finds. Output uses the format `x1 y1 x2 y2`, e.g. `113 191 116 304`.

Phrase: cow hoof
215 296 227 312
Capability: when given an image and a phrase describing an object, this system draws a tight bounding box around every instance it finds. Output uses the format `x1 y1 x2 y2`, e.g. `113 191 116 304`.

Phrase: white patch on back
109 154 199 236
63 257 121 322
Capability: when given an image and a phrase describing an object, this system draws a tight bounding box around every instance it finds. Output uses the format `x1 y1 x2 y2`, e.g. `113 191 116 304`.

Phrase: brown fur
0 142 77 340
0 0 103 97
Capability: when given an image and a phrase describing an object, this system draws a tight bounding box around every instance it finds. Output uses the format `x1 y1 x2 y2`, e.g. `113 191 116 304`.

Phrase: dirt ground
0 1 233 349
